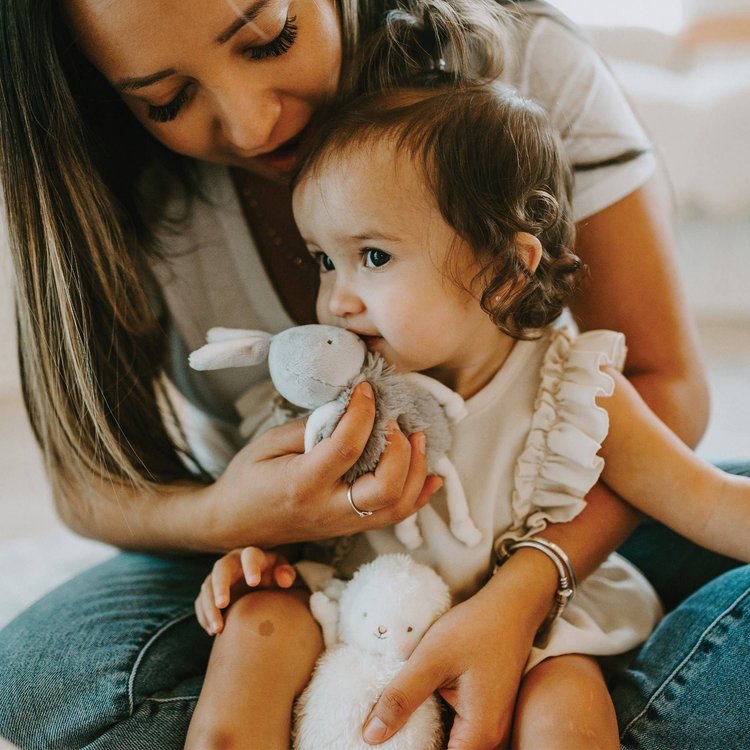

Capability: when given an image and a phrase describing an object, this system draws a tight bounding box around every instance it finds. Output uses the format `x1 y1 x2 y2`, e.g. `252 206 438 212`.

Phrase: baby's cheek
315 285 341 326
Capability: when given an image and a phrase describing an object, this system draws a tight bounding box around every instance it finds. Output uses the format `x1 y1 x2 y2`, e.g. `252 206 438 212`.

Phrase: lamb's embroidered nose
377 625 388 635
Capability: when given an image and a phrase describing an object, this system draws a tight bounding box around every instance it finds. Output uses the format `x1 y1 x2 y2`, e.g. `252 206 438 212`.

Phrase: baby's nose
377 625 388 635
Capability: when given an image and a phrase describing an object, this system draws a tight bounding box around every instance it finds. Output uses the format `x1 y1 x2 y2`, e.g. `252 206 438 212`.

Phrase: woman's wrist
482 545 562 632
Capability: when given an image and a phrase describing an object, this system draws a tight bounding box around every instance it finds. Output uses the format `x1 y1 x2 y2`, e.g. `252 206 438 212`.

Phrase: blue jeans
0 553 215 749
1 463 749 749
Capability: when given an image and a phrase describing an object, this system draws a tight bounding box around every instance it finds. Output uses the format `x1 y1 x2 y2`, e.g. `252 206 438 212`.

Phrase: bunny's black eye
407 626 413 632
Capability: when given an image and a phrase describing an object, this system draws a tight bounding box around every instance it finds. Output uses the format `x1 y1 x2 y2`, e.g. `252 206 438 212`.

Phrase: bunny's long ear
188 328 272 370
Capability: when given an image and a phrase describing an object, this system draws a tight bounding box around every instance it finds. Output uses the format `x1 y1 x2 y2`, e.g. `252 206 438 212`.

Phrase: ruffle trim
496 328 626 551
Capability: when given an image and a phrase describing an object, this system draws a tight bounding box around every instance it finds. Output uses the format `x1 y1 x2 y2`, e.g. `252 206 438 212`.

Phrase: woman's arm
600 368 750 562
55 384 439 553
571 175 710 447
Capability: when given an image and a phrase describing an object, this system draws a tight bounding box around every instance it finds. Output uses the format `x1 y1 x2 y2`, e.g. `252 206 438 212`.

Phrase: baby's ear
515 232 542 274
189 328 272 370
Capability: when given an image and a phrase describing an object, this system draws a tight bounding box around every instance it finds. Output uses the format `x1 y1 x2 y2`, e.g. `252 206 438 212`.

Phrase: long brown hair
0 0 201 498
0 0 514 498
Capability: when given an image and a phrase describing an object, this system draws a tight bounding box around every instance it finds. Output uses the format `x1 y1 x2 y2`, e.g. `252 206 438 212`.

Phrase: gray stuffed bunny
189 324 481 549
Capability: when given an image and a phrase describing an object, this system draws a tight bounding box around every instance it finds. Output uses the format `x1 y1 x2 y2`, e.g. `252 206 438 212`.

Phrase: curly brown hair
294 84 582 339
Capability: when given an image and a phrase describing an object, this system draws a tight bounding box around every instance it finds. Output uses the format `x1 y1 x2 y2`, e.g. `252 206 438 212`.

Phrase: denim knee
0 552 214 750
613 565 750 750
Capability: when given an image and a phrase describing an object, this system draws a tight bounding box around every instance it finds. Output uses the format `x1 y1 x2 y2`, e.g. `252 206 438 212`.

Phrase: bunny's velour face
292 139 515 398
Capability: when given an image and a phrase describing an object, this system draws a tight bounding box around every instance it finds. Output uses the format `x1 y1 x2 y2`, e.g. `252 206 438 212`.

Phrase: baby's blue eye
363 248 391 268
316 253 335 272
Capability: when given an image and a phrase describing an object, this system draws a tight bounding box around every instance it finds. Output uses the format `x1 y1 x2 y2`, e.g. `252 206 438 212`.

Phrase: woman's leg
613 461 750 749
185 588 323 750
513 654 619 750
612 564 750 749
0 552 215 750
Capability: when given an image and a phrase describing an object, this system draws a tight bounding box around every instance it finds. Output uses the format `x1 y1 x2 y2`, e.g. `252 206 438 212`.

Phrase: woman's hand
194 546 297 635
208 382 443 551
361 551 558 750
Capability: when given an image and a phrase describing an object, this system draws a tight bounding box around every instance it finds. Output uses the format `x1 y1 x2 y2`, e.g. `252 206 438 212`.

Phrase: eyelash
146 14 299 123
245 14 298 61
362 248 391 268
315 253 335 272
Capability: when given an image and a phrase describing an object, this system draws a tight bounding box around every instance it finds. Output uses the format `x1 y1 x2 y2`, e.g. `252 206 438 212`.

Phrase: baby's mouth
359 335 382 349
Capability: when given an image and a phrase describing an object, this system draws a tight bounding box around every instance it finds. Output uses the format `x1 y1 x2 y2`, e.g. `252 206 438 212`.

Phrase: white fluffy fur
293 555 451 750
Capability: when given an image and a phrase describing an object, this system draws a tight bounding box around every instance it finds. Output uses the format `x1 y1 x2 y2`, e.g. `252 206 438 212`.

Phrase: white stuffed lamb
293 554 451 750
189 324 481 549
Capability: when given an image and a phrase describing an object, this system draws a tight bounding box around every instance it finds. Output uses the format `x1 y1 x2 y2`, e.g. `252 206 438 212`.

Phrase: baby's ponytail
343 0 516 96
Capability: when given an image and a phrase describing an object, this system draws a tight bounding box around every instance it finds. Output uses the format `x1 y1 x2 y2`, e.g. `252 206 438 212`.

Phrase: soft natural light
547 0 684 34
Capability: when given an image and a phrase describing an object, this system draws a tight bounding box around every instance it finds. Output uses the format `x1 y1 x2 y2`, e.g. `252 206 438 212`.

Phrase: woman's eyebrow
116 69 177 92
215 0 273 45
114 0 272 91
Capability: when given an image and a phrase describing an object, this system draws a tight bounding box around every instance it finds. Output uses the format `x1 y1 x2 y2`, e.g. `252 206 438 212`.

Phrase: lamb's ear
189 329 272 370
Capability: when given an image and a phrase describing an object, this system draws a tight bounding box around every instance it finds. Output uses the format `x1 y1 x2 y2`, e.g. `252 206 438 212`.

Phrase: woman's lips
251 123 311 172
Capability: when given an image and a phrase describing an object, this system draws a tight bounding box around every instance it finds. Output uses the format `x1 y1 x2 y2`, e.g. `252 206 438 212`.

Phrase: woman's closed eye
243 14 298 61
362 248 391 269
146 14 299 123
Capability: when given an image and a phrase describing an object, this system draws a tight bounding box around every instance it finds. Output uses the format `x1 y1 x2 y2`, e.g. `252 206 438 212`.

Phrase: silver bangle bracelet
497 537 577 648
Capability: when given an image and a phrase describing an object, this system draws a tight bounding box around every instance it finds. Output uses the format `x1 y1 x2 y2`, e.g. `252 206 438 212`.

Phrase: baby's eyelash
313 252 335 272
146 15 298 123
244 15 298 61
362 248 391 269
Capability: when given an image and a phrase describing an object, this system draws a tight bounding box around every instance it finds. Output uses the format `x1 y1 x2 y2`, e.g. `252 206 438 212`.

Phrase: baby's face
292 139 511 396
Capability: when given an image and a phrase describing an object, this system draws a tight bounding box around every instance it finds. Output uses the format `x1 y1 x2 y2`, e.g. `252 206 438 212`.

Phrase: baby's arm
195 546 298 635
599 368 750 561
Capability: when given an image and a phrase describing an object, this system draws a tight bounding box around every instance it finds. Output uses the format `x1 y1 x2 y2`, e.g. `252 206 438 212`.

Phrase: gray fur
317 353 451 484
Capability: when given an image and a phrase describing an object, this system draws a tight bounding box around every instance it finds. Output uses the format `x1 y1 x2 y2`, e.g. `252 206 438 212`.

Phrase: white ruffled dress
330 327 663 670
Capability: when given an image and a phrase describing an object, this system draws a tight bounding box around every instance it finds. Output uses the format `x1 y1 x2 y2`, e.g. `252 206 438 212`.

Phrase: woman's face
65 0 342 179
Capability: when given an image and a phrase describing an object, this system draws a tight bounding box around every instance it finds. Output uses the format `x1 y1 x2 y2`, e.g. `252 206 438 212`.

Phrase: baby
186 83 750 749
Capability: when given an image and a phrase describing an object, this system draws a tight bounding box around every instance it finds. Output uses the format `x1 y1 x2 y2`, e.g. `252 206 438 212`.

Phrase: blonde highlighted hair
0 0 517 497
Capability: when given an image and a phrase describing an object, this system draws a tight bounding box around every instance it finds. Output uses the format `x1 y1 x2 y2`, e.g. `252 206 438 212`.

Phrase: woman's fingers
341 421 413 515
345 429 439 528
305 382 376 478
362 647 447 745
389 432 439 518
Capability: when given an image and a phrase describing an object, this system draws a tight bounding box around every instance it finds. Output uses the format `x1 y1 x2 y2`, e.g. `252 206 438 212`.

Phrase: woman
0 0 746 747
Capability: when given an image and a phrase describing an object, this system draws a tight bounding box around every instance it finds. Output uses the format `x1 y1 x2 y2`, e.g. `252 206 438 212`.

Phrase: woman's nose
215 81 281 154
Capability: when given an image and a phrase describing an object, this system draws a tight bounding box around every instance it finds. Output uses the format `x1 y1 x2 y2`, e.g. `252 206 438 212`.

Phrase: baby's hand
194 547 297 635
